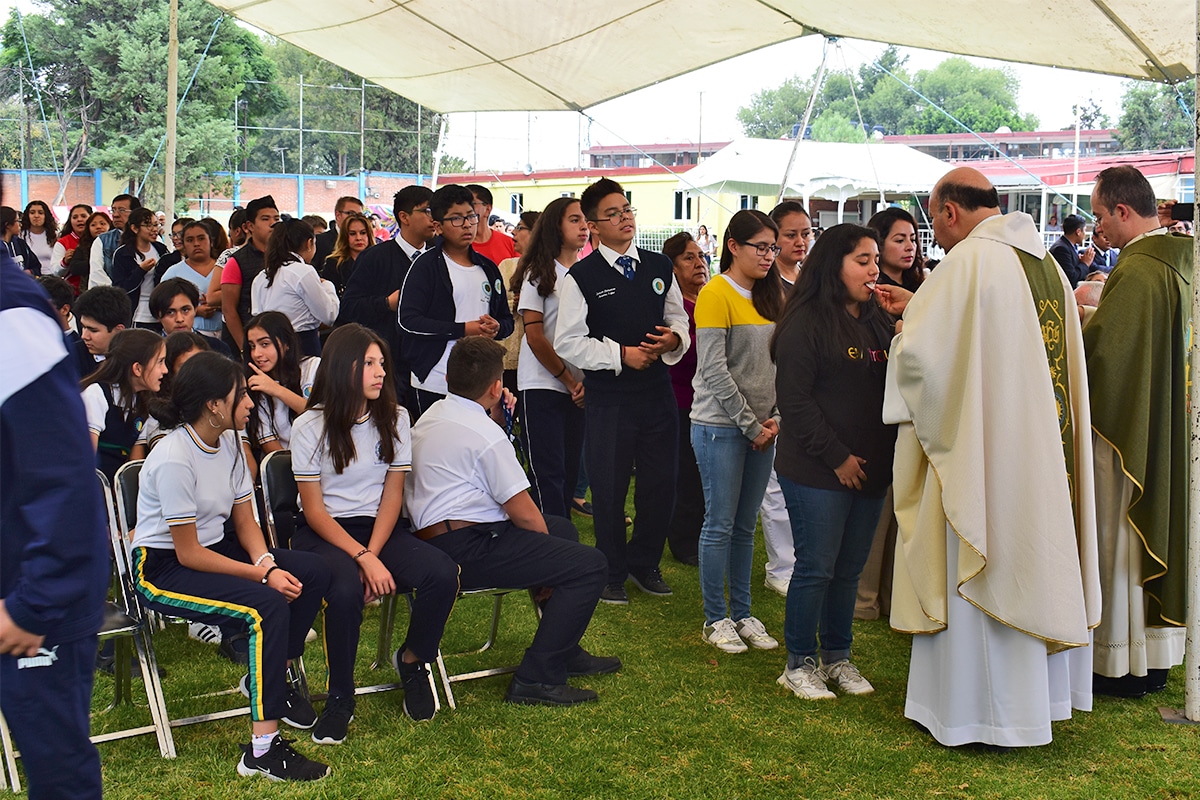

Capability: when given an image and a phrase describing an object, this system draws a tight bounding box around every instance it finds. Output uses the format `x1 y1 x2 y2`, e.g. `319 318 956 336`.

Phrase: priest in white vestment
876 168 1101 749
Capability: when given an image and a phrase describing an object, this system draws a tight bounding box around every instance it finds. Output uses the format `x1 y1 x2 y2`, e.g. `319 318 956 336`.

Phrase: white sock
251 731 277 757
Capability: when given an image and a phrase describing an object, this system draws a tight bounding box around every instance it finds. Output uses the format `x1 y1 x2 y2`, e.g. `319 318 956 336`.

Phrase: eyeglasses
513 225 530 233
411 207 433 216
441 213 481 228
111 207 131 215
592 207 636 224
740 240 781 257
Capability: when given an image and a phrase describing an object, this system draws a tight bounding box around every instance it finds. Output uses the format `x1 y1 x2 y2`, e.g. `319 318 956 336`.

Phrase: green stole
1014 248 1077 512
1083 233 1192 627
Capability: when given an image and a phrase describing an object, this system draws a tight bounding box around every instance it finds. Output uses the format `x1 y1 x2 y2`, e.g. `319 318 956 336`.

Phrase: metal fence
635 225 689 253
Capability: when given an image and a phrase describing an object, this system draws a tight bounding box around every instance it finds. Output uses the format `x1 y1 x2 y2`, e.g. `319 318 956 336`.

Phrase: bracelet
253 552 275 567
552 365 567 379
352 548 370 561
260 565 279 585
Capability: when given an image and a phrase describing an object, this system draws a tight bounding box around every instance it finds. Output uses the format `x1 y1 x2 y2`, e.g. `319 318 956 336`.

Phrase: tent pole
777 37 833 205
164 0 178 218
430 115 447 190
1185 17 1200 722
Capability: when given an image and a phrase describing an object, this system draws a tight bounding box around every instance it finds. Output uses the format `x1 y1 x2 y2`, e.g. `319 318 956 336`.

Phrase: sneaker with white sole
734 616 779 650
821 659 875 695
237 735 330 782
188 622 222 644
764 575 790 597
703 618 748 653
777 657 836 700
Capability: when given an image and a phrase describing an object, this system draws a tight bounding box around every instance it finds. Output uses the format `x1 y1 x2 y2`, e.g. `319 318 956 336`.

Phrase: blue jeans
692 423 775 624
779 478 886 663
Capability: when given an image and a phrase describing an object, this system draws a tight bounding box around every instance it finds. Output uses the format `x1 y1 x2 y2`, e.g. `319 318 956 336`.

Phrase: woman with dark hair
769 201 813 289
51 204 92 279
199 217 230 256
251 217 338 357
80 328 167 479
111 208 168 330
662 230 707 566
20 200 57 276
1 206 35 274
771 223 896 700
322 211 373 297
695 224 716 266
289 324 458 737
867 207 925 293
244 311 318 453
511 197 589 517
130 352 332 782
691 210 782 653
68 212 112 289
498 210 540 397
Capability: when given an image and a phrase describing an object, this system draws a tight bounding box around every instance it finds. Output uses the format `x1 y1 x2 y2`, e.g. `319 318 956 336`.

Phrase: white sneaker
777 657 835 700
305 628 318 644
703 618 748 653
821 659 875 695
188 622 222 645
764 575 789 597
734 617 779 650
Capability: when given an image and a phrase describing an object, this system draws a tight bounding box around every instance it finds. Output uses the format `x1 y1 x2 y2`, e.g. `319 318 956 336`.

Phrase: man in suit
1089 223 1119 273
312 196 365 272
336 186 434 410
1049 213 1095 287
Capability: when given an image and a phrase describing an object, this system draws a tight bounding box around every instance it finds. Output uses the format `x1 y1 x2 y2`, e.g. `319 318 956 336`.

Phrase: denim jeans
779 477 886 663
692 423 775 624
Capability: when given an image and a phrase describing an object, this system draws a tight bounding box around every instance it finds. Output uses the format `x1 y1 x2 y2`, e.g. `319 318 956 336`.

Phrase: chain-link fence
635 225 690 253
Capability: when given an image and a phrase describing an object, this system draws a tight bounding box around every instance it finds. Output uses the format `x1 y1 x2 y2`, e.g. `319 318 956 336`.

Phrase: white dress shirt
250 256 339 332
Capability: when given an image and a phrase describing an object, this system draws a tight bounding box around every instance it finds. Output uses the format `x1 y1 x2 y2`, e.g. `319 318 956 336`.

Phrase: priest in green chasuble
876 167 1100 749
1082 165 1190 698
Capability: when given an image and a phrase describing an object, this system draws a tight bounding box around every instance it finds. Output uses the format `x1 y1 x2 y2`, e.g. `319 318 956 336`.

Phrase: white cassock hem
905 529 1092 748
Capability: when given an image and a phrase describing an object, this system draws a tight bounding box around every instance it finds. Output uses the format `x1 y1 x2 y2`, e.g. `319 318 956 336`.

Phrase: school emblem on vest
17 646 59 670
482 280 493 299
494 278 503 296
651 277 666 295
375 441 385 463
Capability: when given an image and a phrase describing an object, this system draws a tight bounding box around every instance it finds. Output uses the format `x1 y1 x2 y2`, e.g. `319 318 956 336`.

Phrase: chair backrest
259 450 298 548
98 469 143 621
114 459 144 541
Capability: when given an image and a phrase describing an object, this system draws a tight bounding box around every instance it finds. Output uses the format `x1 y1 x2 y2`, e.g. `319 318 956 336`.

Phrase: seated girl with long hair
244 311 319 453
80 328 167 479
131 352 333 782
289 324 458 740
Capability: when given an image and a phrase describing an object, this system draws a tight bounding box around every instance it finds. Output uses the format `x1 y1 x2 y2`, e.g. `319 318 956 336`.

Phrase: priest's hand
873 285 912 316
834 455 868 490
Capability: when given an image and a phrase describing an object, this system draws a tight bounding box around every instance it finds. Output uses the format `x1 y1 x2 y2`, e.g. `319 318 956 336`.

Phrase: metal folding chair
96 466 176 757
0 710 16 792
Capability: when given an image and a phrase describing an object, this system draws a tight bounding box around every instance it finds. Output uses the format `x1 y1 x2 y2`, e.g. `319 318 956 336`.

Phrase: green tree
737 74 814 139
1116 80 1194 151
810 111 867 143
1065 98 1110 130
906 57 1038 134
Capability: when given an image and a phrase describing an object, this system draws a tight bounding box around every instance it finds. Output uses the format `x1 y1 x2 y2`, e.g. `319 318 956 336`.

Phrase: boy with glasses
398 184 513 418
555 178 690 604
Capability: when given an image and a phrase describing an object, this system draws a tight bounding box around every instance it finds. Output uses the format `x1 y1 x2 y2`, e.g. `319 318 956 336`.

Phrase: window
673 191 692 221
625 190 633 203
560 192 576 198
510 193 524 214
1179 175 1194 203
739 195 759 210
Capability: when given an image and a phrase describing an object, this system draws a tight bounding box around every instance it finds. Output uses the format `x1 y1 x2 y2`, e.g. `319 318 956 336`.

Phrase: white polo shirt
250 258 340 333
516 261 582 393
290 405 411 519
411 255 489 395
407 393 529 530
133 426 253 550
251 357 319 449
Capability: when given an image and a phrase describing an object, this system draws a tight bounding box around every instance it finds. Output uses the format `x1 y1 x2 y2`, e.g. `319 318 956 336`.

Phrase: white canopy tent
193 0 1200 721
681 138 951 219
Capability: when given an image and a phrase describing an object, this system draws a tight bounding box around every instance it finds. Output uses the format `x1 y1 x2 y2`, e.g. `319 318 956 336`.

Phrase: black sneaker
282 684 317 730
571 498 593 517
219 632 250 666
629 568 672 596
237 735 330 782
565 650 622 677
311 695 355 745
505 677 598 707
393 649 436 721
599 583 629 605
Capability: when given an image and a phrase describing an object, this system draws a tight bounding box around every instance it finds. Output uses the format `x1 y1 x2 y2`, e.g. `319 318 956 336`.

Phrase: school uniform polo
251 357 320 450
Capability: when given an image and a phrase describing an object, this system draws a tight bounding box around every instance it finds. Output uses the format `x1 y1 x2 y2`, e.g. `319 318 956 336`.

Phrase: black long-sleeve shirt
773 305 896 496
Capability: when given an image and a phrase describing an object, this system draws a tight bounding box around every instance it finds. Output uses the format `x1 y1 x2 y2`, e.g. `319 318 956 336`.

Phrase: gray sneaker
820 659 875 695
777 657 835 700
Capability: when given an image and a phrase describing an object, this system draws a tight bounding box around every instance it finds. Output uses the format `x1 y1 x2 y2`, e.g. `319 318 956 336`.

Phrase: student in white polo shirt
289 324 458 739
243 311 320 453
407 336 619 707
130 352 332 783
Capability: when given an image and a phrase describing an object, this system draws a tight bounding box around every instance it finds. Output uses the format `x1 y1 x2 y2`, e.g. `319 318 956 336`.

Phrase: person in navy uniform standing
1 250 110 799
555 178 691 604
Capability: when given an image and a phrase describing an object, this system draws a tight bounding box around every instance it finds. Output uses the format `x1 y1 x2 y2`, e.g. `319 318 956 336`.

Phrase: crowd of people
0 163 1192 792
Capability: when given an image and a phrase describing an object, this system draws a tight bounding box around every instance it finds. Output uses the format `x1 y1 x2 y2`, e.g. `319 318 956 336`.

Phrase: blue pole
19 171 29 208
296 174 304 216
93 169 103 206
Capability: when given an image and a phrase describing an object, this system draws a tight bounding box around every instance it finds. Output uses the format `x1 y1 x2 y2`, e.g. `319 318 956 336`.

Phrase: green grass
73 505 1200 799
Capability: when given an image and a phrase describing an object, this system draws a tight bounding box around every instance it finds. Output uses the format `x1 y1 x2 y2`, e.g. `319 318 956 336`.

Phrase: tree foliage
1116 80 1194 151
737 48 1038 140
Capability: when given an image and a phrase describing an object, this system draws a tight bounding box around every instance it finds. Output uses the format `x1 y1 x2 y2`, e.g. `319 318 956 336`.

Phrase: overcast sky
3 0 1133 174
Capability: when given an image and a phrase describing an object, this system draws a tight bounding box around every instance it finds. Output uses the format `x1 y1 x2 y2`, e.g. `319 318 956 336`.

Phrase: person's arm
169 512 300 600
692 295 763 441
294 263 340 326
398 258 465 340
51 241 67 273
522 310 581 393
81 383 107 452
206 263 224 310
88 237 111 288
247 364 308 415
653 279 690 366
501 489 548 534
221 259 245 351
553 273 623 373
110 246 154 293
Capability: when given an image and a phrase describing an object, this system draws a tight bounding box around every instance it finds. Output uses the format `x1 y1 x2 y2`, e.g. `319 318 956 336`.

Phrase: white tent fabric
206 0 1196 113
682 138 952 201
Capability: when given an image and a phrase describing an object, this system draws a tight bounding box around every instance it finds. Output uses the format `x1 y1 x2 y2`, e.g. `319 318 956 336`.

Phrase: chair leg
132 629 176 758
0 710 19 793
287 658 310 700
106 638 133 710
435 651 456 710
371 595 399 670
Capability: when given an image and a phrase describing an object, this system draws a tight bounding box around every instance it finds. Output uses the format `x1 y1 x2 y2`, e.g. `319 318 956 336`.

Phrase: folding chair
95 467 176 757
0 710 15 792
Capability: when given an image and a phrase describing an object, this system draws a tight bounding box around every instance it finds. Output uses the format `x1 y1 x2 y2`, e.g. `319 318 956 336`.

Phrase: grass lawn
75 499 1198 799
